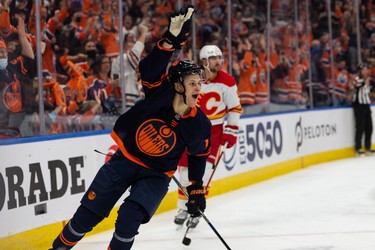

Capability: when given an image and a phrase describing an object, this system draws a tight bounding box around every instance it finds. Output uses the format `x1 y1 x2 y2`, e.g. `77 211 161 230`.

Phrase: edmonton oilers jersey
111 42 211 181
0 56 34 114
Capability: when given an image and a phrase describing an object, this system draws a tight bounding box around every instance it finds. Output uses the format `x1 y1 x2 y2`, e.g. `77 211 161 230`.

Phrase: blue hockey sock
108 200 147 250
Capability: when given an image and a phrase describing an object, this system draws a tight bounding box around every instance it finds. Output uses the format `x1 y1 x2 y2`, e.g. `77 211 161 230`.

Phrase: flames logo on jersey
136 119 176 157
197 92 221 116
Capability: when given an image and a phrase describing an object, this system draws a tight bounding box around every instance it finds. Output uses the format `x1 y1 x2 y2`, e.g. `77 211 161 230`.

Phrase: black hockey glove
162 5 194 50
186 182 206 217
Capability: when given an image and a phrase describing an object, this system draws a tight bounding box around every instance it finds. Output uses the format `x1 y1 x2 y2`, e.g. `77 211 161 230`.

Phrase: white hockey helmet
199 45 222 60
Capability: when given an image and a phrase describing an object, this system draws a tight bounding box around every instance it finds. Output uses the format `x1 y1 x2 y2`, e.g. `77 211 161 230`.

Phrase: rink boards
1 106 374 249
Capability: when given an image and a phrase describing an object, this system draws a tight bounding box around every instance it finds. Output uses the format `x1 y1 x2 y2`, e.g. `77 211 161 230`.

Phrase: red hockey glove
221 125 239 148
186 182 206 217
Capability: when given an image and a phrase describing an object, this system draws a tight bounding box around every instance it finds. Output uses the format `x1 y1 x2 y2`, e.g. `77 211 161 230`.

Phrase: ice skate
174 209 188 225
186 216 201 229
365 149 375 156
355 149 365 157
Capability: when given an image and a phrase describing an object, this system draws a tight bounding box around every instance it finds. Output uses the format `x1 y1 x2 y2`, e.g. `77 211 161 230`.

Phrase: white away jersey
197 70 242 126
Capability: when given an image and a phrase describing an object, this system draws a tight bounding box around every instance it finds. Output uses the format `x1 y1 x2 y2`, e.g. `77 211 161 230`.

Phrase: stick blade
182 237 191 246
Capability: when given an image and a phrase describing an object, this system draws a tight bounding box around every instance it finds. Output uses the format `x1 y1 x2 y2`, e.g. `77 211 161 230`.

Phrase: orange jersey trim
156 40 175 52
111 130 176 178
181 106 197 118
193 150 211 157
141 72 167 89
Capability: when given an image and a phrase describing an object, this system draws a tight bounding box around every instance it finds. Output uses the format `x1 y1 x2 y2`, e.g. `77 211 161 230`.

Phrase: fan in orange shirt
59 54 89 105
238 49 256 114
328 57 352 106
97 13 120 59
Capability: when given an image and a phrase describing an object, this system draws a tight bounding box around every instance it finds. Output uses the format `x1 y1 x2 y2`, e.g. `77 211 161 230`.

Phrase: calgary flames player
175 45 242 228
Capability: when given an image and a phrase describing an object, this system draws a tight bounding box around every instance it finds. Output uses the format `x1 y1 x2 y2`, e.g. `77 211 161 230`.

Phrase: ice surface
75 156 375 250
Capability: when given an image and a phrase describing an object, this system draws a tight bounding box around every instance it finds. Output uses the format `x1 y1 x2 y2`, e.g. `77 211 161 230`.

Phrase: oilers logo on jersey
136 119 176 157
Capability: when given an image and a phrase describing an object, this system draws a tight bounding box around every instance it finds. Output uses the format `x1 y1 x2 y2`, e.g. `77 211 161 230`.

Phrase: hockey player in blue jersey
50 6 211 250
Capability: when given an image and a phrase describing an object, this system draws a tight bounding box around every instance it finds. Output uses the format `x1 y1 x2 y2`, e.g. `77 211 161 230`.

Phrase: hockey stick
181 142 228 245
172 176 232 250
205 141 228 190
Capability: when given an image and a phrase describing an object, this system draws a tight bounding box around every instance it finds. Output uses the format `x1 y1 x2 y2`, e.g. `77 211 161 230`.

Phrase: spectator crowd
0 0 374 138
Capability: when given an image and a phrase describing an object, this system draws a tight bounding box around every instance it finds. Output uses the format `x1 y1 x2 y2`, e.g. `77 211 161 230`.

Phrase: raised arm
139 6 194 85
17 16 34 59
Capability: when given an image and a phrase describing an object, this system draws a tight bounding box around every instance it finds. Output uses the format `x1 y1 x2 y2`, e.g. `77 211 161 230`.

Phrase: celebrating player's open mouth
183 75 202 107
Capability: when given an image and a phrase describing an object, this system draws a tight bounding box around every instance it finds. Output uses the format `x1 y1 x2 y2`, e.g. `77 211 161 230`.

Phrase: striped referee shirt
352 76 371 104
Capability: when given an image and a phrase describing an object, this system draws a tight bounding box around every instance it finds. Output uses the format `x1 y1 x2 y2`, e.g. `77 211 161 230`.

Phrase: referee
352 63 375 156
